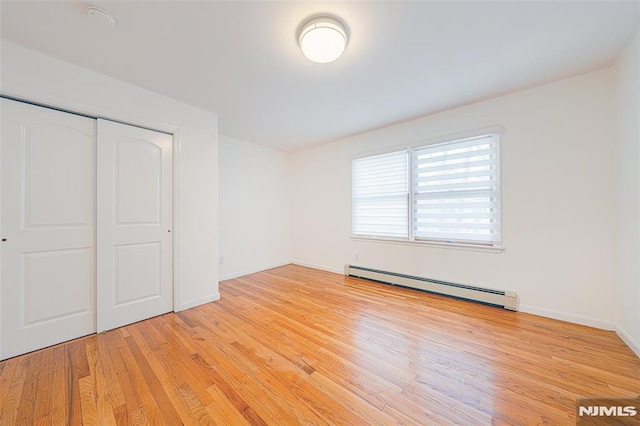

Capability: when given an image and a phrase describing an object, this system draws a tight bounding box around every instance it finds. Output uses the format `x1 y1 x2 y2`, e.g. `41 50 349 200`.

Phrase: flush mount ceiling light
87 6 117 28
298 16 348 63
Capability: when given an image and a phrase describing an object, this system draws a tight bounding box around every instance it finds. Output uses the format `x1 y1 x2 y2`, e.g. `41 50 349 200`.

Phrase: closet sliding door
0 100 174 360
96 119 173 332
0 98 96 360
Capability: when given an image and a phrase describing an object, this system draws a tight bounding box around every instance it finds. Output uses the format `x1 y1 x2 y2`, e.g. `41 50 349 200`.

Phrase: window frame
351 128 503 251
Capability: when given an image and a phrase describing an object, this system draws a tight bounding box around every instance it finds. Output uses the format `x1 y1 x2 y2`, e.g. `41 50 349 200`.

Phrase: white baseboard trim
616 325 640 358
291 260 344 275
176 293 220 312
219 261 292 281
519 304 616 331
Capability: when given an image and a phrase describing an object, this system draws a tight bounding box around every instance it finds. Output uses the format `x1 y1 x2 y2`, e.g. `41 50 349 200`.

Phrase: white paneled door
0 98 97 360
96 119 173 332
1 100 174 360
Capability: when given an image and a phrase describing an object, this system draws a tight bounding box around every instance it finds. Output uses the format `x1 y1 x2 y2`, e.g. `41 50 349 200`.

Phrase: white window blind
413 134 500 245
352 150 408 239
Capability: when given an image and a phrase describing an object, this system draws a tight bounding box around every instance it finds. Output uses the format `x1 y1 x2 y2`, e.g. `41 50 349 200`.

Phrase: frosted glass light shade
298 17 347 63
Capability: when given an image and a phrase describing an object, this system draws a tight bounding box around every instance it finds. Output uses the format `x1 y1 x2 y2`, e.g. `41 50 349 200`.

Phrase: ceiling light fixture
298 16 348 64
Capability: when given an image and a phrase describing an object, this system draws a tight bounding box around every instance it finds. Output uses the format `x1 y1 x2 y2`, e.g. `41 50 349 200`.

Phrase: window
412 134 500 245
352 150 408 238
352 132 501 247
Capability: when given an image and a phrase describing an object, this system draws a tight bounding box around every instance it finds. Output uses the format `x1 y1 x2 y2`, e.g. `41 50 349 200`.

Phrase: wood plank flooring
1 264 639 425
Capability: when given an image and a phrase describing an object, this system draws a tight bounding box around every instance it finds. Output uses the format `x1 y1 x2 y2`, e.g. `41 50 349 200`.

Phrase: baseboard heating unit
344 265 517 311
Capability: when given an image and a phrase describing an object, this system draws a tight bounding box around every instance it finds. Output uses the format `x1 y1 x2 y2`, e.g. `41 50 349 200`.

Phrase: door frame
0 90 182 356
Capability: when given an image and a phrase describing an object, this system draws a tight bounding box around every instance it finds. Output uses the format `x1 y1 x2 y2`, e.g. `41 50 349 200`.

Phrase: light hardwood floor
0 264 638 425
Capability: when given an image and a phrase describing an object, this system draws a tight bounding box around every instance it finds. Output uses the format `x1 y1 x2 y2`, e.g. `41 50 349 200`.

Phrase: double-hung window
352 150 409 238
352 131 501 247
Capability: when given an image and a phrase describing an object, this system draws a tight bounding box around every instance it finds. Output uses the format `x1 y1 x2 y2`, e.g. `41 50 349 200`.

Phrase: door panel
116 140 162 225
25 125 93 228
1 98 96 360
114 242 162 306
97 119 172 332
23 248 92 326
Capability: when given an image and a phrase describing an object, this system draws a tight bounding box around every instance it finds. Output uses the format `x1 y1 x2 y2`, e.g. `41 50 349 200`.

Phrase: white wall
0 41 220 311
219 135 292 280
292 69 616 329
613 32 640 356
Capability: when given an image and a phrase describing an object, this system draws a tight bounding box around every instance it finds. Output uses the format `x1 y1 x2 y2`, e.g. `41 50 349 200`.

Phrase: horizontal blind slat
415 168 498 182
415 150 495 167
414 212 496 219
414 190 499 201
414 135 495 155
415 180 497 193
414 158 497 174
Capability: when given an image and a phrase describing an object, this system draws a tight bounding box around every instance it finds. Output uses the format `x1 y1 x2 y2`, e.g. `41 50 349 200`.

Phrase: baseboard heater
345 264 517 311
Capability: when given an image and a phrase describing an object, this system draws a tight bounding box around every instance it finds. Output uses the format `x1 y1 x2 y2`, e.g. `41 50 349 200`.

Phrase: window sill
350 236 504 253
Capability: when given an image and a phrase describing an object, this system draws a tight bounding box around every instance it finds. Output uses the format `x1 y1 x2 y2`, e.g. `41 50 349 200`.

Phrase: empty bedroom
0 1 639 424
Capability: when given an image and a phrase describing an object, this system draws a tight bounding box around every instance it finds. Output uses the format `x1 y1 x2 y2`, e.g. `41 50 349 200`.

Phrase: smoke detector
87 6 117 28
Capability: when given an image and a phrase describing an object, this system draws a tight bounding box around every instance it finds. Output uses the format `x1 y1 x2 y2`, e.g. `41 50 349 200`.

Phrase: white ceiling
1 1 639 152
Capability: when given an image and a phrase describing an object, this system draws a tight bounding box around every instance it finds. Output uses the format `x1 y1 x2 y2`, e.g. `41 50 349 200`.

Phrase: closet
0 98 173 360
